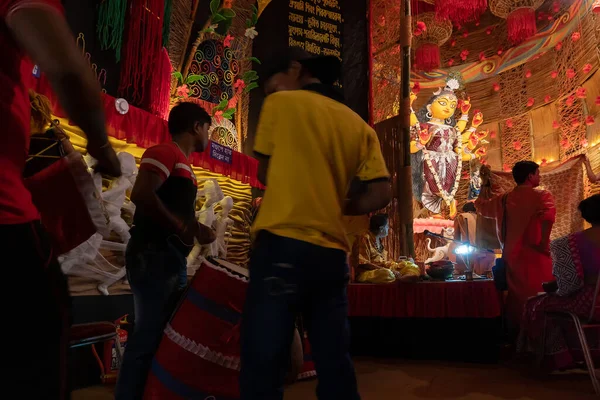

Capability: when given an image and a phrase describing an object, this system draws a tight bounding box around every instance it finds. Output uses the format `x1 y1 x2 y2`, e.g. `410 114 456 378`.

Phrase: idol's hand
460 97 472 114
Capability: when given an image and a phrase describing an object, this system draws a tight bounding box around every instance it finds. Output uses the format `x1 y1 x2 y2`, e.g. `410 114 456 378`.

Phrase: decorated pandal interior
23 0 600 397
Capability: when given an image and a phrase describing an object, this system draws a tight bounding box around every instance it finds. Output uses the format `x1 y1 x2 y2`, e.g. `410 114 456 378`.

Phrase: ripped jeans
240 231 360 400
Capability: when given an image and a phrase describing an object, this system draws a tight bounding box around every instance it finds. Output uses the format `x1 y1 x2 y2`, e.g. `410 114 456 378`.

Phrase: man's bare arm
344 179 392 216
255 153 269 186
7 7 120 176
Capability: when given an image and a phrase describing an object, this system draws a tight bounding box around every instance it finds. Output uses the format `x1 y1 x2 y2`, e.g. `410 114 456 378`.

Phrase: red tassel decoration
507 7 537 45
147 48 172 119
436 0 487 25
594 0 600 13
414 43 440 71
119 0 165 107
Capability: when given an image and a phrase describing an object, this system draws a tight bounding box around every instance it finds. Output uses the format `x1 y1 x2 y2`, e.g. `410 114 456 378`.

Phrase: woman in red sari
475 162 556 335
518 194 600 370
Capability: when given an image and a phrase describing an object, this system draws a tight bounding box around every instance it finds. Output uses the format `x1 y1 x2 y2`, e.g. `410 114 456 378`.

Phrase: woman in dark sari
518 194 600 370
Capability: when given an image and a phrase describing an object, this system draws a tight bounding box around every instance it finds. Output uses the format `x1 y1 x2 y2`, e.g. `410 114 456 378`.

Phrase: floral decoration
576 87 587 98
585 116 595 126
552 120 560 129
583 64 593 74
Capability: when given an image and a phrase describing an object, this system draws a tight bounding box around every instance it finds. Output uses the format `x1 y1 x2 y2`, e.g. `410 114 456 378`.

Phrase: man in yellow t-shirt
240 47 391 400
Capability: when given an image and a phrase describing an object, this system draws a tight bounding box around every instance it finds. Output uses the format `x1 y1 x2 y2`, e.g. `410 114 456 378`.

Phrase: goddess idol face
428 94 458 121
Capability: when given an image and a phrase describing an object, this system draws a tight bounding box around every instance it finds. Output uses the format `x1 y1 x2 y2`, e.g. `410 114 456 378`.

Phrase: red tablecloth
348 280 501 319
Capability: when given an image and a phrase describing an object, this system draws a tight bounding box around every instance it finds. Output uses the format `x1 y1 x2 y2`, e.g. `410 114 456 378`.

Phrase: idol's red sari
476 186 556 329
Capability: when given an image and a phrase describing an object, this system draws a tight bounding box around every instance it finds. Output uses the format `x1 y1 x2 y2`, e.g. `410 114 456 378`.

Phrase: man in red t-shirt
115 102 216 400
2 1 121 398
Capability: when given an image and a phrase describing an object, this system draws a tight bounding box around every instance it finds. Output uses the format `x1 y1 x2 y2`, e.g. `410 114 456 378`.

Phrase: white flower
446 78 460 91
245 27 258 39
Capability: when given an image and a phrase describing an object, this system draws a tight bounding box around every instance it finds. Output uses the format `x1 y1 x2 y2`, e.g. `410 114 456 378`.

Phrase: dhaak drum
24 152 109 255
144 259 314 399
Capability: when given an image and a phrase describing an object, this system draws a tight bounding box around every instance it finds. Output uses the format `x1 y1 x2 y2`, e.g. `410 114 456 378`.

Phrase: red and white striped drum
144 259 316 399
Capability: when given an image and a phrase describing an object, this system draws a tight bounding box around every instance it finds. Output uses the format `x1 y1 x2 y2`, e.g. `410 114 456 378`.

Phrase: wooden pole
398 0 415 258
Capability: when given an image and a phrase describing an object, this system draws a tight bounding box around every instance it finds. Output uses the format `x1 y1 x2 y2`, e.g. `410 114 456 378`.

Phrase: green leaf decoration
247 57 261 65
242 70 258 83
245 18 253 28
222 8 236 18
212 13 226 23
251 4 258 14
172 71 183 83
222 107 236 119
185 74 205 84
214 98 229 111
210 0 220 15
244 82 259 93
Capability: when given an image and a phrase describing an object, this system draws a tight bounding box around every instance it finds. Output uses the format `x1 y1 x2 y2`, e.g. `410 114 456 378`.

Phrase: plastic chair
543 275 600 395
69 322 122 368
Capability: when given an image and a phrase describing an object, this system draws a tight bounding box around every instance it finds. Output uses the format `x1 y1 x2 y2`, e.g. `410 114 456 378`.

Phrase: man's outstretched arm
6 4 120 176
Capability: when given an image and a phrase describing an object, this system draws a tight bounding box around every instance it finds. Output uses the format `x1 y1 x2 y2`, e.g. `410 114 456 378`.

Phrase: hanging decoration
423 0 487 25
97 0 128 61
162 0 173 47
594 0 600 13
146 48 172 119
119 0 165 106
412 12 452 72
490 0 544 45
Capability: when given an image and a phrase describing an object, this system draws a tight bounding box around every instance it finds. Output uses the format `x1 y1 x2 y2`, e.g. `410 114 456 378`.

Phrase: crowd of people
2 1 600 399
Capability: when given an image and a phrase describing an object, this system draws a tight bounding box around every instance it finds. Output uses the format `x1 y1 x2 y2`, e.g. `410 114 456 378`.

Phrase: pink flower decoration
506 119 513 128
176 84 190 98
570 119 580 128
565 95 575 107
228 95 238 109
503 164 511 172
571 32 581 42
492 82 500 92
497 48 503 56
513 141 522 151
460 49 469 61
585 116 595 126
447 58 455 67
525 70 532 78
223 34 234 48
552 1 560 13
555 42 563 51
412 81 421 94
566 69 576 79
462 31 469 38
479 52 486 61
450 39 456 47
581 138 590 147
583 63 593 74
576 87 587 98
526 98 535 107
544 95 551 103
552 120 560 129
486 27 492 35
214 110 223 120
234 79 246 92
596 96 600 106
561 138 571 149
416 21 427 32
490 130 497 139
550 71 558 79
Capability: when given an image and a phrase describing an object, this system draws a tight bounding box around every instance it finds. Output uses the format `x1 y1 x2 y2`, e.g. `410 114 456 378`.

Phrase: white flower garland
422 124 462 205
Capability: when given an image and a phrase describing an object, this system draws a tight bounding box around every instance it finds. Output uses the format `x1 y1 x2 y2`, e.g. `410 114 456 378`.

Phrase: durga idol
410 77 483 218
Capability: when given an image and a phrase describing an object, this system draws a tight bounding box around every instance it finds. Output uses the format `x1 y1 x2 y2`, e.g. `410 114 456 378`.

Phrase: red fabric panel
144 372 187 400
348 281 502 319
20 59 264 188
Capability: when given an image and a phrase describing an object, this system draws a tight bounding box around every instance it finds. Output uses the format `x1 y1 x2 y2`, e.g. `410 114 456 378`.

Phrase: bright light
454 245 476 255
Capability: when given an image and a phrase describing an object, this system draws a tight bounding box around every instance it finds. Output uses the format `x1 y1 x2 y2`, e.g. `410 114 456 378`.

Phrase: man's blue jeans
115 239 185 400
240 231 360 400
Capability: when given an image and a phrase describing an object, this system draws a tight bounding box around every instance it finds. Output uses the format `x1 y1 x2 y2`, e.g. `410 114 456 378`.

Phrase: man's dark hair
462 202 476 213
579 194 600 225
168 102 211 136
512 161 539 185
370 214 389 232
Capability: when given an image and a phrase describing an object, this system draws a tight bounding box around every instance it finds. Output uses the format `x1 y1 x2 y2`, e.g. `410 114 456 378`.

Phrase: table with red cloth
347 280 503 363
